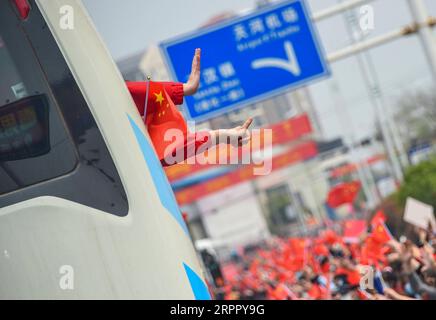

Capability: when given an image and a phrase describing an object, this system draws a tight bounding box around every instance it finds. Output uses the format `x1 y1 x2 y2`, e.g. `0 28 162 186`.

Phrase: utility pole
329 80 379 208
339 2 405 184
360 50 410 170
408 0 436 84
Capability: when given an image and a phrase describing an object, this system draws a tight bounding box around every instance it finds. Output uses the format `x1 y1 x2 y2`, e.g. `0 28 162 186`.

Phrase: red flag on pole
370 210 387 228
145 82 188 161
371 221 393 244
326 181 361 208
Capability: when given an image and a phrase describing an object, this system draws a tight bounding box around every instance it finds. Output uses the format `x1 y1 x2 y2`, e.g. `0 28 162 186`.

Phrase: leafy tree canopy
395 157 436 208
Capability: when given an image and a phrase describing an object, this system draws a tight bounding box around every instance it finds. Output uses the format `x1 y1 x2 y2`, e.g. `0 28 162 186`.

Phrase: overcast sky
82 0 436 141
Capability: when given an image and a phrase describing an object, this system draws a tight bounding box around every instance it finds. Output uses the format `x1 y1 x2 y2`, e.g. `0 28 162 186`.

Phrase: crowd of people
206 213 436 300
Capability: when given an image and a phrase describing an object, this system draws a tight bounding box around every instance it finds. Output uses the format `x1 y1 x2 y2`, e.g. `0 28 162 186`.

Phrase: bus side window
0 1 128 216
0 30 77 195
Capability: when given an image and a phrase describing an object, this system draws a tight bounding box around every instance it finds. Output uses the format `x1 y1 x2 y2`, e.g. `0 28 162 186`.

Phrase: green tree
395 157 436 208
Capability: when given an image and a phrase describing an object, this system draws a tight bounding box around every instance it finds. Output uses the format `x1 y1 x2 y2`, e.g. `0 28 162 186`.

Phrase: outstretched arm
160 118 253 167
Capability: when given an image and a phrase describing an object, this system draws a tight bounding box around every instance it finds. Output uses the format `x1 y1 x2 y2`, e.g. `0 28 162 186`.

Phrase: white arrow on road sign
251 41 301 76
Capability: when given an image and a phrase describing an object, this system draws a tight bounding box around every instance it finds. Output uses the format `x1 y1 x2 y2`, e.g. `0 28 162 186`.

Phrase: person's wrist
183 80 199 96
183 83 190 96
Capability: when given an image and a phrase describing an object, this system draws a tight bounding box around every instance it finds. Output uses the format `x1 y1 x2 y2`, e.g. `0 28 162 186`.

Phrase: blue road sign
160 0 330 122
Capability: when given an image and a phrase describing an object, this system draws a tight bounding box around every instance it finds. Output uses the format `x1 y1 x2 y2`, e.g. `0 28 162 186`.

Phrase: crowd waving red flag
208 215 436 300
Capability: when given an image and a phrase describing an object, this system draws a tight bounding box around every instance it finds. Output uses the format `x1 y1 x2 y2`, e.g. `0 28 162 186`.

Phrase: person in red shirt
126 48 252 166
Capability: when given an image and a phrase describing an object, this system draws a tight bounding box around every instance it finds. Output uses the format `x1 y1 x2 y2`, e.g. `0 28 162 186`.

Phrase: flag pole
143 75 151 122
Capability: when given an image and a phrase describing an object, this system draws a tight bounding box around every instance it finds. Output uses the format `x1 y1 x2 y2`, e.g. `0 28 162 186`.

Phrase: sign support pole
408 0 436 85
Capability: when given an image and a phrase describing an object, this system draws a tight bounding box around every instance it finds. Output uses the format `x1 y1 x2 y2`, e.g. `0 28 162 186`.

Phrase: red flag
308 284 324 300
343 220 367 242
371 221 393 244
345 268 361 286
360 223 392 267
271 283 290 300
327 181 361 208
313 243 329 256
360 236 382 266
288 238 306 257
322 229 339 245
370 210 387 228
283 238 307 271
145 81 188 161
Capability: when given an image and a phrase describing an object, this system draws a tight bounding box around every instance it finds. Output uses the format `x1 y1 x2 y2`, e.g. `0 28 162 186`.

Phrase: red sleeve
125 81 184 115
125 81 146 115
160 131 211 167
161 82 184 105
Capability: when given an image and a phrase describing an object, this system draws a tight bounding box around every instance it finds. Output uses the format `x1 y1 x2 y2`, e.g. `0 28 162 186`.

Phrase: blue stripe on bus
127 114 188 235
183 263 211 300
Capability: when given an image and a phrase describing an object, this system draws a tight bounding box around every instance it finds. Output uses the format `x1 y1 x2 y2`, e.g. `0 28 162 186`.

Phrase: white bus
0 0 210 299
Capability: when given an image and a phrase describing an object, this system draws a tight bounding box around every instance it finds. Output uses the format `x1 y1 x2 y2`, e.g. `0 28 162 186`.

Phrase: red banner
165 113 313 182
175 141 318 206
330 154 386 178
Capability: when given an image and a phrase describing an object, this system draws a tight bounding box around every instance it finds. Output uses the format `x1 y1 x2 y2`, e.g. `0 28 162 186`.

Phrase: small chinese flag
370 210 387 228
360 236 386 267
145 81 188 161
326 181 361 208
370 221 393 244
343 220 367 240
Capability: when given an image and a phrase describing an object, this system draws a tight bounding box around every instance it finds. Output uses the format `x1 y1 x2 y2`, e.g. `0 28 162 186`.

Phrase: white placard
403 197 435 231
